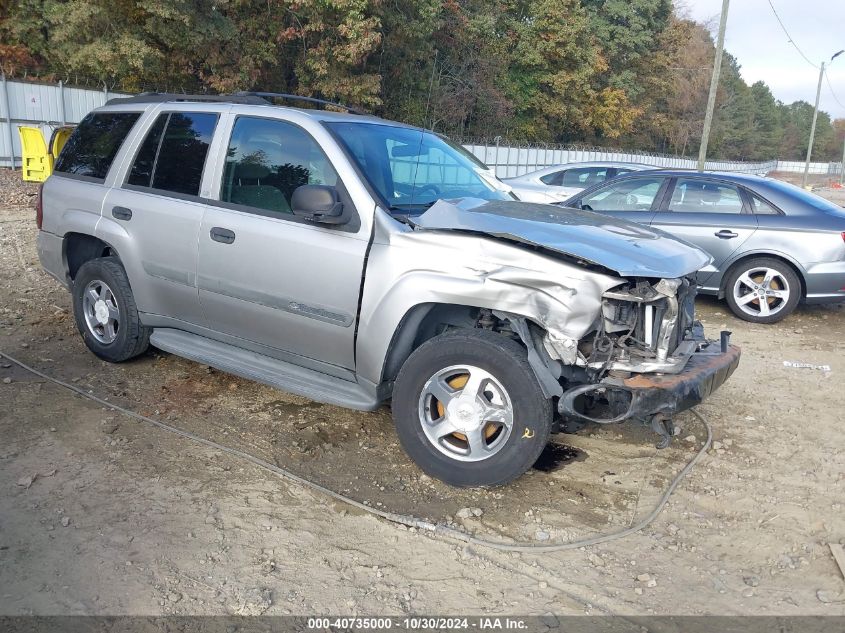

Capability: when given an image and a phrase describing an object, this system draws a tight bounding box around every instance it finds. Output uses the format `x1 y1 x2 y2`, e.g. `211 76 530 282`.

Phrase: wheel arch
377 302 564 400
718 251 806 300
379 302 484 385
64 232 122 281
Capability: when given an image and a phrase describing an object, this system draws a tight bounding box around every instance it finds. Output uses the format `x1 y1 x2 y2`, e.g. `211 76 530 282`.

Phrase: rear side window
126 112 218 196
54 112 141 180
750 194 780 215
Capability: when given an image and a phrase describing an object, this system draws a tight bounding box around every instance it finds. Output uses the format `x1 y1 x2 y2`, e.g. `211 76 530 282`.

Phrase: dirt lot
1 196 844 617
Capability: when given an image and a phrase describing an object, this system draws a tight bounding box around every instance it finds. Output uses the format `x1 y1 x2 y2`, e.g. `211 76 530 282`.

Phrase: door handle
714 230 739 239
210 227 236 244
112 206 132 221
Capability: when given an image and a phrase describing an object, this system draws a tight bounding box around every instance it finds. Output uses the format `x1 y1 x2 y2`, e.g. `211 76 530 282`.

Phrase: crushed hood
413 198 712 278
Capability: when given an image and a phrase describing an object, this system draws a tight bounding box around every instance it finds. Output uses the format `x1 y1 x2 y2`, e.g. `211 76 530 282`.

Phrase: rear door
195 114 369 371
101 108 219 325
649 176 758 286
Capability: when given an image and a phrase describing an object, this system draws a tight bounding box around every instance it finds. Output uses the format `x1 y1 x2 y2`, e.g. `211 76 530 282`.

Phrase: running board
149 328 381 411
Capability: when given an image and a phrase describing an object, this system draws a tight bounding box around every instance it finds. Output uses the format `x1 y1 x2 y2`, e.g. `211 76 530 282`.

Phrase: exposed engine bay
478 276 739 448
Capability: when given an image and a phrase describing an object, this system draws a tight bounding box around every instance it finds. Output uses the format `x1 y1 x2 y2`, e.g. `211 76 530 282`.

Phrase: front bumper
558 343 741 423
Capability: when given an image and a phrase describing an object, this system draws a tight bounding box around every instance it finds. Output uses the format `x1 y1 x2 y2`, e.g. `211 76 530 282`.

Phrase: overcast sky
679 0 845 120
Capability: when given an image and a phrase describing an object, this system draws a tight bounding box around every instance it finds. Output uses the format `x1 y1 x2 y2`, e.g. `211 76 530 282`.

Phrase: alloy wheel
732 266 791 319
81 279 120 344
417 364 514 462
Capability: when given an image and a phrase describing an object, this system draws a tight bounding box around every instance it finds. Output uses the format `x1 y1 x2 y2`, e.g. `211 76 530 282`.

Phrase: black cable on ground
1 349 712 553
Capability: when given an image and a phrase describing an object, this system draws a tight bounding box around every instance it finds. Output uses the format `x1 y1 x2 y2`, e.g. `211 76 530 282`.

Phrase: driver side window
220 117 337 216
579 177 665 212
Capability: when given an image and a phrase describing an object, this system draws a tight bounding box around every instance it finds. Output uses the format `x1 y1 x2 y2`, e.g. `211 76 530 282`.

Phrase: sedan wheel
725 258 801 323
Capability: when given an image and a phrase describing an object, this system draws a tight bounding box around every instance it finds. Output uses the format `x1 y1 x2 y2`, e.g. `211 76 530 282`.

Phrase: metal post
58 80 67 126
802 62 825 188
698 0 730 171
804 50 844 187
1 74 15 169
840 135 845 186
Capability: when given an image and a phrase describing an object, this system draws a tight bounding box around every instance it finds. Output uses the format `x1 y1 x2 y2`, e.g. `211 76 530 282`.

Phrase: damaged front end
391 198 739 446
533 276 740 447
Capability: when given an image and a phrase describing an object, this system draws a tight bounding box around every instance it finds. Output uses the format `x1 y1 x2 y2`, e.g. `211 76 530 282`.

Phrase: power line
765 0 819 70
824 69 845 111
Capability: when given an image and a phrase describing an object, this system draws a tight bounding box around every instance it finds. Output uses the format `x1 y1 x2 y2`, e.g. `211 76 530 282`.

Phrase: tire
724 257 801 324
392 329 553 487
72 257 150 362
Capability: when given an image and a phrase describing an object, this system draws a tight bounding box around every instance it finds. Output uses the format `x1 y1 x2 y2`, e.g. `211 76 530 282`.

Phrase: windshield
437 134 490 170
326 122 511 213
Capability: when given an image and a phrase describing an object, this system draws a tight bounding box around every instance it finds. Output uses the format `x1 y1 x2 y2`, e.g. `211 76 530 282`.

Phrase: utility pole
802 63 826 188
841 134 845 186
697 0 730 171
803 50 844 188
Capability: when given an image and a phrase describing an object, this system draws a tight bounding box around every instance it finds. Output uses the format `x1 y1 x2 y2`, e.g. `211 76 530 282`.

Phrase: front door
649 177 758 287
196 115 369 371
575 174 668 224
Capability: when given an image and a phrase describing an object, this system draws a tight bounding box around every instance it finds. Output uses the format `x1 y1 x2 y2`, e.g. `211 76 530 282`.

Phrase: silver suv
36 93 740 487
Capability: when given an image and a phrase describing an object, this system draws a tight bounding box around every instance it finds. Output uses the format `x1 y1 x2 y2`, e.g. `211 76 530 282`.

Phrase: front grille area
632 277 695 357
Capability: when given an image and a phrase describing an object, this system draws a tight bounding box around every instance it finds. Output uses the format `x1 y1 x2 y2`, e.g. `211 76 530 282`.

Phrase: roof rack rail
231 92 365 115
105 92 268 106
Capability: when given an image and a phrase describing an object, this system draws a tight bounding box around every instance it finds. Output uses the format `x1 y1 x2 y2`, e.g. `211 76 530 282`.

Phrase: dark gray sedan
560 170 845 323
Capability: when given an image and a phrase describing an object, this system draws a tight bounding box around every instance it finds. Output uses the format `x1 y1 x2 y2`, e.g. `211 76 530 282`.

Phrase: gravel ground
0 169 39 209
1 190 844 617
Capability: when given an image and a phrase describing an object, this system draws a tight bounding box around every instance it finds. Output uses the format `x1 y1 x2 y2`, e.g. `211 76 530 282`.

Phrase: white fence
0 77 129 168
2 77 843 178
460 142 843 179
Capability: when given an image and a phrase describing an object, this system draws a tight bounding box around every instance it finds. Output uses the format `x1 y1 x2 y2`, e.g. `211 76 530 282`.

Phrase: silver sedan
559 170 845 323
504 161 654 203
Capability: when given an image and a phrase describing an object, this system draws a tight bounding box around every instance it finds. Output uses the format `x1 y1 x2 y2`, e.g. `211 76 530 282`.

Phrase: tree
778 101 837 161
746 81 782 160
0 0 839 161
581 0 672 98
709 54 756 159
621 15 712 155
278 0 383 107
501 0 639 141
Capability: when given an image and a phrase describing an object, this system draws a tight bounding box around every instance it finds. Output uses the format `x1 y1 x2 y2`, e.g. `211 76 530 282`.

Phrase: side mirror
291 185 347 225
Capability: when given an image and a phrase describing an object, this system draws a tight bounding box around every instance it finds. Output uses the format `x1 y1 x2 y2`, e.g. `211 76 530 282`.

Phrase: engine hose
1 349 712 553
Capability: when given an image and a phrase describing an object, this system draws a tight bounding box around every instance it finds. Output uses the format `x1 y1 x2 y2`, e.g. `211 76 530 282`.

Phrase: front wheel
392 329 553 487
724 257 801 324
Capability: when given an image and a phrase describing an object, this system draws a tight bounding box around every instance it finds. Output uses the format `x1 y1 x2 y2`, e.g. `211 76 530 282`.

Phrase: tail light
35 184 44 230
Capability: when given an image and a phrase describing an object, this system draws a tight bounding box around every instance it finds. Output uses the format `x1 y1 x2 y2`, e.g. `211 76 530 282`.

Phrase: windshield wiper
390 201 438 213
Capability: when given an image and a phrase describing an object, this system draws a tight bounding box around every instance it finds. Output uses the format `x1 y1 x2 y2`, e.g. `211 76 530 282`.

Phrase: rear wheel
392 329 553 487
72 257 150 362
724 257 801 324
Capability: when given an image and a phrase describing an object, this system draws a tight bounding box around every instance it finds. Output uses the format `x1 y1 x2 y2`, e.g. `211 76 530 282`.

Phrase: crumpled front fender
355 210 624 386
